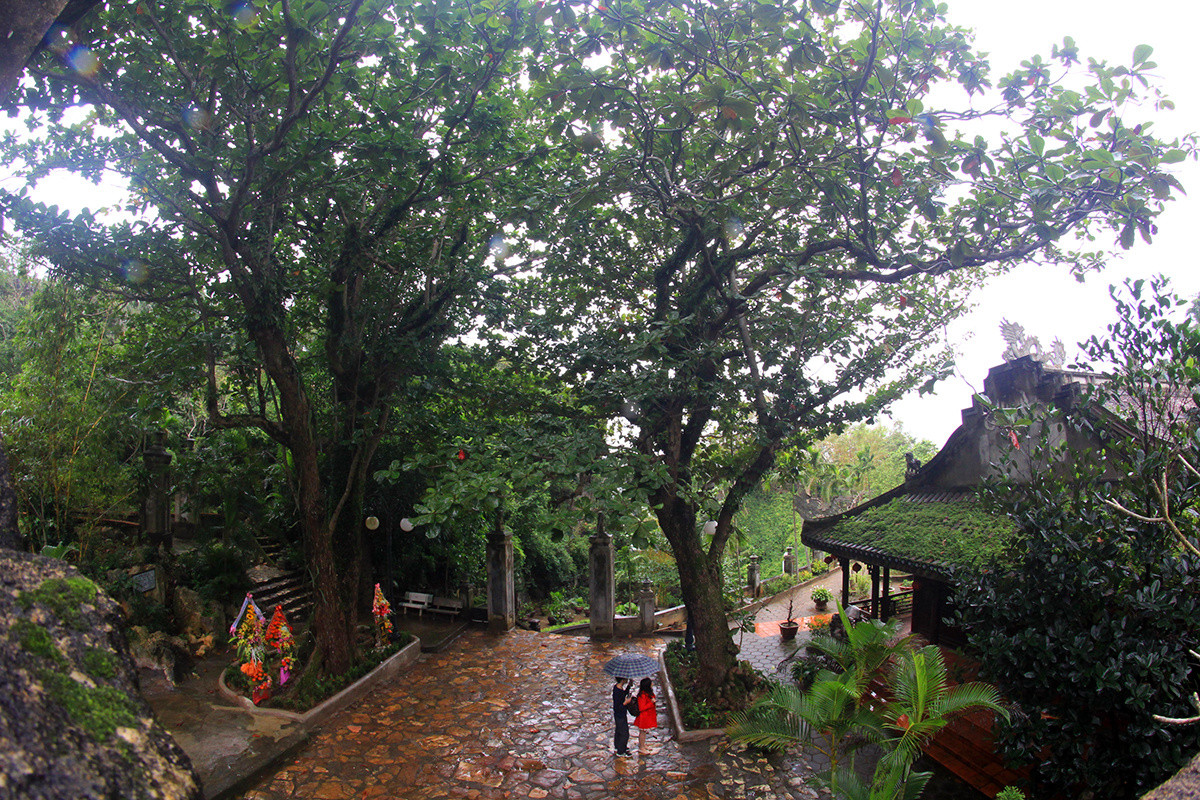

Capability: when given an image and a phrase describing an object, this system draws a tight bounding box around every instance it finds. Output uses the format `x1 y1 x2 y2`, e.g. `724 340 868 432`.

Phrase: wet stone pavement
237 629 829 800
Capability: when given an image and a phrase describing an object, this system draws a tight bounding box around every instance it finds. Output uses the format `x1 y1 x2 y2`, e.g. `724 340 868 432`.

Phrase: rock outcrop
0 549 201 800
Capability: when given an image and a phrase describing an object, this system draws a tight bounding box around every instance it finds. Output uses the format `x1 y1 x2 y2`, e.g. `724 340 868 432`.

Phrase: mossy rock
0 549 201 800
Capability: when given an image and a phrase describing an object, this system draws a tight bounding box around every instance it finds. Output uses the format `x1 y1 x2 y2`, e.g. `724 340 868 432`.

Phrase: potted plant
779 594 801 641
811 586 834 610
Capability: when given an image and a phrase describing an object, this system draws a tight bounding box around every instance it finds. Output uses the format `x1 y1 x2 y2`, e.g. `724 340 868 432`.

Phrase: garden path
236 629 830 800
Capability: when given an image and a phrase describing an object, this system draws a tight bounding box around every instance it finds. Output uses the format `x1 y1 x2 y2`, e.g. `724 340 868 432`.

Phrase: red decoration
887 115 912 125
456 448 468 461
1008 429 1020 450
890 167 903 187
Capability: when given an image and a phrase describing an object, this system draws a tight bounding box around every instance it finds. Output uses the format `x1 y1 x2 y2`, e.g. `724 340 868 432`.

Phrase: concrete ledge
657 649 725 743
217 637 422 724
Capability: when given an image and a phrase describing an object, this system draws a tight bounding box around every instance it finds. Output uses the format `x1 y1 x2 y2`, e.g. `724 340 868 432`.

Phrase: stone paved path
238 630 827 800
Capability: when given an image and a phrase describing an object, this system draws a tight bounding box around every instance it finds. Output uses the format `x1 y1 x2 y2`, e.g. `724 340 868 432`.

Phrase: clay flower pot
779 620 801 641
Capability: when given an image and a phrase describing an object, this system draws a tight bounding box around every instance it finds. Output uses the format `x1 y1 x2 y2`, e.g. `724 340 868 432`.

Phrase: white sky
12 1 1200 448
886 0 1200 445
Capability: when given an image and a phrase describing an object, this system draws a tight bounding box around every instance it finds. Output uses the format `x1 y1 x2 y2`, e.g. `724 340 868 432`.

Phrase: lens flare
488 234 509 261
183 106 213 130
724 217 745 242
226 1 259 28
66 45 100 78
122 259 149 285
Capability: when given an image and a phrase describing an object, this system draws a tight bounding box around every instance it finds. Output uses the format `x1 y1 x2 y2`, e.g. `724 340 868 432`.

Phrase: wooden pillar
882 566 892 619
839 558 850 608
869 564 880 619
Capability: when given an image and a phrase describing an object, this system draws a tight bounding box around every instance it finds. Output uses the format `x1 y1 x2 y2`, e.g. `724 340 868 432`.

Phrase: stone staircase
246 536 313 625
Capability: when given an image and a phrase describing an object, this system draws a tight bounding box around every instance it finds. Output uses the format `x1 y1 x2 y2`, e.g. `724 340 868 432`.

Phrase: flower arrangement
372 583 393 648
265 604 295 686
230 594 271 703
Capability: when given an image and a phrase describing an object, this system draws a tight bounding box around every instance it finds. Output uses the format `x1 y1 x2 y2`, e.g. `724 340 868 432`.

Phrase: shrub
811 586 833 603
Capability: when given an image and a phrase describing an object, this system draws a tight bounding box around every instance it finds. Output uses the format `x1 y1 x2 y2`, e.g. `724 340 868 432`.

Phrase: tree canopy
0 0 1194 688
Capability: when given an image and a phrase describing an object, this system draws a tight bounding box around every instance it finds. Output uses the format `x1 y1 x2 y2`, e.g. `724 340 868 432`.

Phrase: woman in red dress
633 676 658 755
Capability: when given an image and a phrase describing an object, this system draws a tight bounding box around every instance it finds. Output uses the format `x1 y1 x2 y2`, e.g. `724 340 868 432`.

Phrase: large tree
509 0 1195 689
1 0 549 674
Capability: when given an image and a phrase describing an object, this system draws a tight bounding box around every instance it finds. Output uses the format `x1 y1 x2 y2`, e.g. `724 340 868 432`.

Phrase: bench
429 596 464 617
400 591 433 616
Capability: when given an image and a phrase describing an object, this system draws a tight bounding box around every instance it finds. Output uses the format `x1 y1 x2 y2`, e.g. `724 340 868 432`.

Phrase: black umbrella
603 653 661 680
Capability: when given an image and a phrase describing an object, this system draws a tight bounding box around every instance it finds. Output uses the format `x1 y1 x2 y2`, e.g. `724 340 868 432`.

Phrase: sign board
131 568 157 594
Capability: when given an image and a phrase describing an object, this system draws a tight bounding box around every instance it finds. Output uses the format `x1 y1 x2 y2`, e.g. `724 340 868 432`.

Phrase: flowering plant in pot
811 586 834 610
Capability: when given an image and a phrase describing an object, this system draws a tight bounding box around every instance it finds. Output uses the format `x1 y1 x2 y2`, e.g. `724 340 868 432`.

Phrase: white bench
429 596 464 617
400 591 433 616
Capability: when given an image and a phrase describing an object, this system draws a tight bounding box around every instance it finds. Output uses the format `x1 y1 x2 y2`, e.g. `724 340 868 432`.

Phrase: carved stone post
747 554 761 596
142 432 172 553
486 509 515 633
782 547 796 576
589 516 615 640
637 579 656 633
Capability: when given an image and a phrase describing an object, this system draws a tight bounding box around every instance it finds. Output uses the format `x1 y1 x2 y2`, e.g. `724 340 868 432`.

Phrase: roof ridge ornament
999 319 1066 368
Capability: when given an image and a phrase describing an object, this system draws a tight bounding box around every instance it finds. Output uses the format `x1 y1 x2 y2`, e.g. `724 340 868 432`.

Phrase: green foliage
954 279 1200 797
176 541 251 605
732 604 1006 798
994 788 1025 800
761 574 798 596
664 640 764 729
812 586 834 603
821 500 1019 572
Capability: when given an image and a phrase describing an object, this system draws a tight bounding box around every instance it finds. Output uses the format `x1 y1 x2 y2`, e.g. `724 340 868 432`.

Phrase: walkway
235 629 827 799
735 569 845 681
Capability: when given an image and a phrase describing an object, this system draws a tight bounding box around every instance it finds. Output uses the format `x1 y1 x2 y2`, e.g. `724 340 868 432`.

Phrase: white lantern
703 520 718 536
400 518 414 532
364 516 380 530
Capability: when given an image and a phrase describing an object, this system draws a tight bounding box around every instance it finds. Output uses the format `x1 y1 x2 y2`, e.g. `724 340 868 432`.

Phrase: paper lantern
400 518 414 532
702 520 717 536
364 516 379 530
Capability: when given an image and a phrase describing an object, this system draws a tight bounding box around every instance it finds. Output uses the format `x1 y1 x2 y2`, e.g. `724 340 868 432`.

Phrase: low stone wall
217 637 422 724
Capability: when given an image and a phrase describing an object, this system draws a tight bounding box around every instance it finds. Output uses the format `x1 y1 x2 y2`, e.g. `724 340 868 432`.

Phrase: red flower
457 448 468 461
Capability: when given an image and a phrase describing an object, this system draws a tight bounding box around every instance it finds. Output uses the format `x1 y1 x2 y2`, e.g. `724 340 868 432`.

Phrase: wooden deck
924 647 1029 797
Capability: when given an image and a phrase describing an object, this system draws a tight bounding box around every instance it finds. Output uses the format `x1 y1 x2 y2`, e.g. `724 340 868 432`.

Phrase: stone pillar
589 517 615 640
142 432 172 553
486 512 515 633
637 579 656 633
747 554 761 596
782 547 796 576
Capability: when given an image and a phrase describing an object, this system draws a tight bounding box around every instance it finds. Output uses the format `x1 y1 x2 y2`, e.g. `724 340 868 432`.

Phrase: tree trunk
252 322 354 676
654 493 738 690
0 433 19 550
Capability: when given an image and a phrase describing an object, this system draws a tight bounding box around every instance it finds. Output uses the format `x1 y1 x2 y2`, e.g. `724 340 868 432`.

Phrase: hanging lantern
824 555 834 564
364 516 379 530
703 520 717 536
852 562 862 572
400 518 414 532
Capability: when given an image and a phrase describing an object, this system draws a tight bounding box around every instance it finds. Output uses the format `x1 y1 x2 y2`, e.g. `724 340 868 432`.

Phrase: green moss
13 619 64 663
83 648 119 680
39 669 139 743
823 499 1019 571
18 577 100 630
